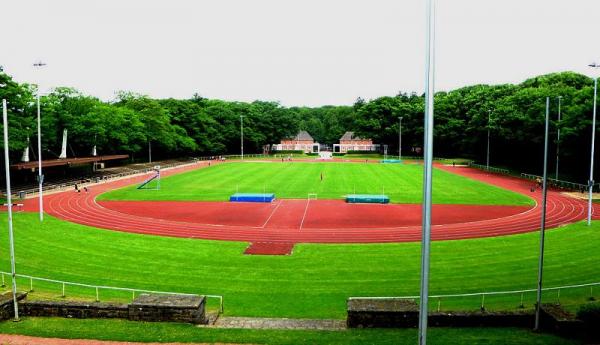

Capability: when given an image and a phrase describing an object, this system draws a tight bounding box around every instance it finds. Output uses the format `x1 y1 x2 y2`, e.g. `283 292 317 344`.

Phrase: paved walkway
201 316 346 330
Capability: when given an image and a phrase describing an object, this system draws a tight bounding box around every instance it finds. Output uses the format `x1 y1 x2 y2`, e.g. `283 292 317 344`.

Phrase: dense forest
0 70 597 182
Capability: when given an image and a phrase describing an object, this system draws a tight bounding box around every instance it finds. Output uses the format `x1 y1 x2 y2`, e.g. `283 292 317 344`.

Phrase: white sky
1 0 599 106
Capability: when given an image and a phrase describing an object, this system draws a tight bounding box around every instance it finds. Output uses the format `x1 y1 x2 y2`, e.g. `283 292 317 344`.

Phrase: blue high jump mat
229 193 275 203
380 159 403 164
346 194 390 204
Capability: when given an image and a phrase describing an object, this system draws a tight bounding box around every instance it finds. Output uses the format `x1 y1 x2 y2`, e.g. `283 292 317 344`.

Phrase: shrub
272 150 304 154
332 153 346 156
347 150 380 155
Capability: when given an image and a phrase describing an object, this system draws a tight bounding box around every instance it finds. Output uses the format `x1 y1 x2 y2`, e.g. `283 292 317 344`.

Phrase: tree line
0 70 597 181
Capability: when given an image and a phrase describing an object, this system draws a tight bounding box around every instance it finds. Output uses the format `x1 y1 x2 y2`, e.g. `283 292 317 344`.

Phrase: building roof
292 130 314 141
11 155 129 170
340 131 368 141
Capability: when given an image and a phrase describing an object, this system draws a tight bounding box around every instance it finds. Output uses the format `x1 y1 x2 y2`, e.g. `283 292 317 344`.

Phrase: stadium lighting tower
3 99 20 321
556 96 562 180
588 62 600 225
534 97 551 331
419 0 435 343
33 61 46 222
240 115 245 161
486 109 492 170
398 117 403 160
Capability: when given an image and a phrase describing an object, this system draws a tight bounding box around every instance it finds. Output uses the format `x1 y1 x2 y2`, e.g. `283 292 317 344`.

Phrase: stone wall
347 298 533 329
539 304 584 339
347 298 418 328
429 311 532 328
0 292 27 321
1 293 206 324
128 294 205 324
20 300 128 319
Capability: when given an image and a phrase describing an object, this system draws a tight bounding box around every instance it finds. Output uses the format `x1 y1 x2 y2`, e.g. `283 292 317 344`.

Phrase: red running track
19 162 600 243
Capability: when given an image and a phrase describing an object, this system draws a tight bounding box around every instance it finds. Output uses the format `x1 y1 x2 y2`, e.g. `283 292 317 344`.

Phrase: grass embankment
0 213 597 318
98 162 532 205
0 318 578 345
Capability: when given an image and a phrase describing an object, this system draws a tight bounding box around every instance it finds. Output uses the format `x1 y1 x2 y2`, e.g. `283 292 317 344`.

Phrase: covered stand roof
11 155 129 170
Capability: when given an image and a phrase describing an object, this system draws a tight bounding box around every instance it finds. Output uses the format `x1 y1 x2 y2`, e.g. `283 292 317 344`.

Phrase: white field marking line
261 200 283 228
299 198 311 230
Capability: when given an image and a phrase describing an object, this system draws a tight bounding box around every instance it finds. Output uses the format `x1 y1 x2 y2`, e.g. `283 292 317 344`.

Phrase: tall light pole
33 61 46 222
534 97 551 330
556 96 562 180
588 62 599 225
419 0 435 343
3 99 20 321
398 117 403 160
486 109 491 170
240 115 244 161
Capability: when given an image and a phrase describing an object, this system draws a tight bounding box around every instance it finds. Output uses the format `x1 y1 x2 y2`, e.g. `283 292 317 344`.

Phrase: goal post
307 193 318 200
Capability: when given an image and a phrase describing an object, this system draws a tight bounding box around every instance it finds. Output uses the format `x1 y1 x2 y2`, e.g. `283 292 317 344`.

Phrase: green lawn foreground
98 162 533 205
0 318 577 345
0 212 598 319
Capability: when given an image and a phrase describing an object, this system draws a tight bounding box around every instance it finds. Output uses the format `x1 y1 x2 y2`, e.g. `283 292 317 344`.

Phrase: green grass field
0 318 577 345
99 162 533 205
1 213 597 319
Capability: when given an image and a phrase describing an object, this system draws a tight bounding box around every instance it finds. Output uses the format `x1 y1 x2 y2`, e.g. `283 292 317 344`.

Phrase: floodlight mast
398 117 403 160
588 62 599 225
240 115 244 161
486 109 492 170
419 0 435 343
556 96 562 180
3 99 20 321
33 61 46 222
534 97 551 331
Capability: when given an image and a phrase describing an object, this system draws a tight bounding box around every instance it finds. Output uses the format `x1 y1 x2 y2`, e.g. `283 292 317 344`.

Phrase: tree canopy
0 70 597 181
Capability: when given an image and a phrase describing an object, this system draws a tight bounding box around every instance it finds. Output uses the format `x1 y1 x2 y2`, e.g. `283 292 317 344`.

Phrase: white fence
0 271 224 314
350 281 600 312
520 173 598 192
468 162 510 175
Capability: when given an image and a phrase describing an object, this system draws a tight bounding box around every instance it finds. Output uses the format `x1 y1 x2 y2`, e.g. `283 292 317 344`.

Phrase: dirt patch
244 242 294 255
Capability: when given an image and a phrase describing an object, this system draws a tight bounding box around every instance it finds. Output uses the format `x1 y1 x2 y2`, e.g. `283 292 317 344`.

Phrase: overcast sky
1 0 599 106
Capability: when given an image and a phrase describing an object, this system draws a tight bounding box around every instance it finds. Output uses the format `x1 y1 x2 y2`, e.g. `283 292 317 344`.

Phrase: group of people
74 184 89 193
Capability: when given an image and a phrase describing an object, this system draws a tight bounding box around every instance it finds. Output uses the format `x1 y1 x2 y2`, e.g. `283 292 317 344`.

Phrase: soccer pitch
99 162 533 205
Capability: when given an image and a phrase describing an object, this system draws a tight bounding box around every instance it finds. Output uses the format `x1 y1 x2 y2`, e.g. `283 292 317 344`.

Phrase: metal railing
0 271 224 314
520 173 598 192
350 280 600 312
468 162 510 175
